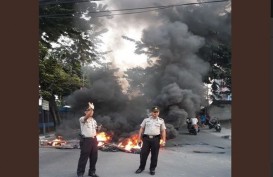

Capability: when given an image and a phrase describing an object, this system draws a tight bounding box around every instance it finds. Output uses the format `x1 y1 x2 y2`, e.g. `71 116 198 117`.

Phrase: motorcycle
207 118 221 132
186 118 200 135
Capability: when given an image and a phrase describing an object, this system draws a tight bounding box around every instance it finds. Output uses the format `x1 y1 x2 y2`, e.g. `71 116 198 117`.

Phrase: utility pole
42 100 49 135
42 110 46 135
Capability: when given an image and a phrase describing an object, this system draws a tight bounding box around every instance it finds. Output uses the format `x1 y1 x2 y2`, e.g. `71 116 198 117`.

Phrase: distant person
205 113 211 125
186 117 199 133
190 117 199 128
200 114 207 127
135 106 166 175
76 102 100 177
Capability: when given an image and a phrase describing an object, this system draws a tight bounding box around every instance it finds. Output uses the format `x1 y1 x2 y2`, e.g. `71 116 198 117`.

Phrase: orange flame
48 136 66 146
118 134 140 152
96 132 112 146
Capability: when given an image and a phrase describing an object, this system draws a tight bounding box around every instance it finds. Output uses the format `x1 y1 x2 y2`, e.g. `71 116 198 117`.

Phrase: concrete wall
207 101 231 121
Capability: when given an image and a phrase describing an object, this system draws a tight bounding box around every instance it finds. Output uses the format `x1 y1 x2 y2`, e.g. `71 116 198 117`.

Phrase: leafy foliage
39 1 109 125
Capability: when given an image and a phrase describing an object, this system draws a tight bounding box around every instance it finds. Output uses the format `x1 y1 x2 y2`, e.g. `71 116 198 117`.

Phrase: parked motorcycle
207 118 221 132
186 118 200 135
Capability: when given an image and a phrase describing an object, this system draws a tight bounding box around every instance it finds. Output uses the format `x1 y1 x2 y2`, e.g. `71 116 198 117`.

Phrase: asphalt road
39 126 231 177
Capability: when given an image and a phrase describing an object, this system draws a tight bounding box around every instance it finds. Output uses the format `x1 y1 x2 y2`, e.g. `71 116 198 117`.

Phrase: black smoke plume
56 0 230 140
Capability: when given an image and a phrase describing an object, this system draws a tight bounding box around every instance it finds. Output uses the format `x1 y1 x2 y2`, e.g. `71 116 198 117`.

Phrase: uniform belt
143 134 160 139
83 136 96 139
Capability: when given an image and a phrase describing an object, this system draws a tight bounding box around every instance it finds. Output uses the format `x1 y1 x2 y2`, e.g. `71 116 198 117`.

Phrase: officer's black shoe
150 171 155 175
88 173 99 177
135 168 144 174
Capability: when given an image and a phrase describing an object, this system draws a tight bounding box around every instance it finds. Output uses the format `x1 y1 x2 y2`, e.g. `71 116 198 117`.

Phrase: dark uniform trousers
139 135 160 171
77 137 98 175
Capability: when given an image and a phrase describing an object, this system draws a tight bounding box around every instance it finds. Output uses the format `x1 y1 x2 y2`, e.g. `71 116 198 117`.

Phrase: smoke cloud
56 0 231 140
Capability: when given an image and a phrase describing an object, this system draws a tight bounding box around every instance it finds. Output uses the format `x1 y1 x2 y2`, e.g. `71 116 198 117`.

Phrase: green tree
200 43 231 99
39 42 83 125
39 1 109 126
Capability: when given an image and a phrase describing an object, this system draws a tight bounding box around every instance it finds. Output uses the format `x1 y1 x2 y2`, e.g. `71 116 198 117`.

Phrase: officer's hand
161 141 166 147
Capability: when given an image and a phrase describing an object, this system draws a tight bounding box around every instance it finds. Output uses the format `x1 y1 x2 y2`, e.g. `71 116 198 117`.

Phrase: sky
98 0 202 71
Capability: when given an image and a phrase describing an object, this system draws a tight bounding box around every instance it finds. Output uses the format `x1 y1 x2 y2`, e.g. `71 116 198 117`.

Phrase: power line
40 0 230 18
39 0 102 6
41 0 229 17
40 5 171 18
40 7 170 19
96 0 230 18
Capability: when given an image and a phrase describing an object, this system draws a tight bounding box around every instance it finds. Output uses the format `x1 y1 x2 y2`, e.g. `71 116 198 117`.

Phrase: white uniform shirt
190 117 198 125
79 116 97 137
141 117 166 135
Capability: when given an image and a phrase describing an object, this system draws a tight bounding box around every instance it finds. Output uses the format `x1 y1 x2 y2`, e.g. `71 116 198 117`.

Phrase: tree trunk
49 95 61 127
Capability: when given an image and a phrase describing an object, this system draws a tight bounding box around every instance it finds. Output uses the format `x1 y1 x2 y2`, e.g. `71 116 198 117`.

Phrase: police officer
77 102 100 177
135 106 166 175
